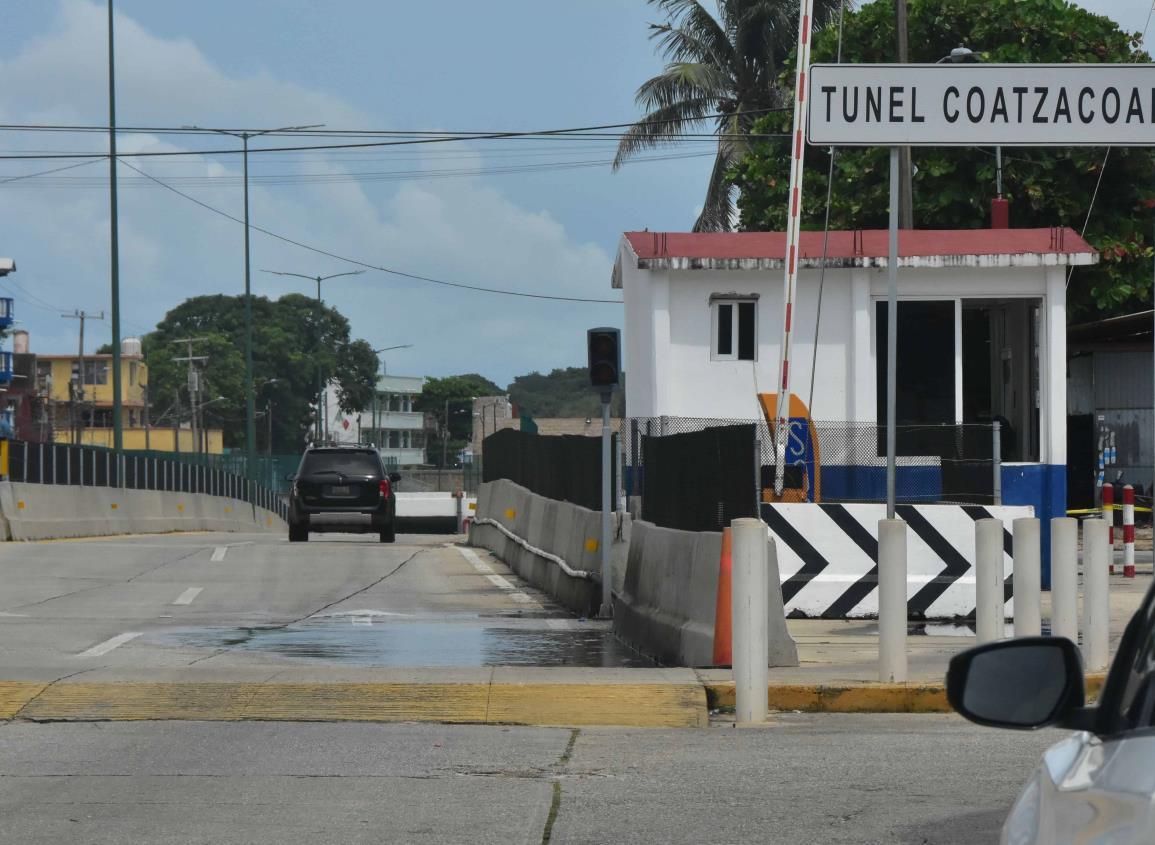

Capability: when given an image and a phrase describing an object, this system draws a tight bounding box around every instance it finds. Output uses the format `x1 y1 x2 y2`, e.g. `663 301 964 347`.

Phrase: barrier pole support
1082 518 1111 672
1123 484 1136 578
1012 518 1042 637
878 518 908 683
732 518 768 724
1051 518 1078 641
599 393 613 618
975 518 1005 644
992 421 1002 506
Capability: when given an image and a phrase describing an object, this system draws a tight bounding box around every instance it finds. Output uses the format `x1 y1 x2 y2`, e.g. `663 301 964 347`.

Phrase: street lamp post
107 0 124 476
186 124 322 474
261 268 364 441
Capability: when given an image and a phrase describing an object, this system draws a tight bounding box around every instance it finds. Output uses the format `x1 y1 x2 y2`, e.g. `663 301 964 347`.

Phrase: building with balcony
324 374 428 466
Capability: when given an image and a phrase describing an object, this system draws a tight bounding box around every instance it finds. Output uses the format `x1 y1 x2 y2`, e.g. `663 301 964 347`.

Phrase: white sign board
808 64 1155 146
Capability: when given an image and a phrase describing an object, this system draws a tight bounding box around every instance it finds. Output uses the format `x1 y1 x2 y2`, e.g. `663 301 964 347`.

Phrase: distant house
612 227 1099 530
325 374 427 466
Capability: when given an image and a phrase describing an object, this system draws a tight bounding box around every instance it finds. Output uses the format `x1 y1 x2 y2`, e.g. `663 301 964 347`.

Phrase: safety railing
4 440 290 522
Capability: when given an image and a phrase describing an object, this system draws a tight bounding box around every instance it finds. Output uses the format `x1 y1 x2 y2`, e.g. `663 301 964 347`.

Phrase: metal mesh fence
623 417 1000 508
5 441 290 522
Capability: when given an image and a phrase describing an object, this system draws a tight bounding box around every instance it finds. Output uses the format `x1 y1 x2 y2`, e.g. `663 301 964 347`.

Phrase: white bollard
731 518 768 724
1051 518 1079 642
975 519 1005 644
878 519 908 683
1012 518 1042 637
1082 518 1111 672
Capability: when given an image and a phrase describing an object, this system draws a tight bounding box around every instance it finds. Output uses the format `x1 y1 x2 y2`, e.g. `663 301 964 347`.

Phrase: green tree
615 0 842 231
507 367 625 417
729 0 1153 320
416 374 502 467
143 293 378 453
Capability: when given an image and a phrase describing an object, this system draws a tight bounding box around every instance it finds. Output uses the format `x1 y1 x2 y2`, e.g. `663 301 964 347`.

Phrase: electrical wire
118 158 623 305
0 149 716 189
0 109 792 161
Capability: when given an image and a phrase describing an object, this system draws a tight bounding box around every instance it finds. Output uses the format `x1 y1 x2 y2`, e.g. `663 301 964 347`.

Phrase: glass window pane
717 304 733 356
738 302 756 361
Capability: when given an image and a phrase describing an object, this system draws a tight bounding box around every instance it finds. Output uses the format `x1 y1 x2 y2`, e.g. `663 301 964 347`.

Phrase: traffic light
587 327 620 393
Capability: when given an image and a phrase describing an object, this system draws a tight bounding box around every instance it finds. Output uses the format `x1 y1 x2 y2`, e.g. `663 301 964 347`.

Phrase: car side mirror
389 472 401 483
946 637 1085 730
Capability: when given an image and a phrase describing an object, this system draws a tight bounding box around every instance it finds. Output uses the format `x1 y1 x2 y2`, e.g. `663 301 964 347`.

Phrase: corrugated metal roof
618 227 1098 275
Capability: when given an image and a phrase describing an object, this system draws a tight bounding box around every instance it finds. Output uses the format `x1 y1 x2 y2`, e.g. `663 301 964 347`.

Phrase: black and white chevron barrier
761 503 1034 619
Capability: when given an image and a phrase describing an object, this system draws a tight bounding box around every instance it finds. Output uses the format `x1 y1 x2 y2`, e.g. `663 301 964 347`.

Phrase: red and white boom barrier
1123 484 1136 579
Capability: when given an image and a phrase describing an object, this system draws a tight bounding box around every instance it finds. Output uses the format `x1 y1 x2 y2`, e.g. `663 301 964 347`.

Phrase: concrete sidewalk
698 572 1150 713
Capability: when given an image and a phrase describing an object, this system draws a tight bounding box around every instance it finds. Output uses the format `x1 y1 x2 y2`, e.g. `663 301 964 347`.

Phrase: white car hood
1004 731 1155 845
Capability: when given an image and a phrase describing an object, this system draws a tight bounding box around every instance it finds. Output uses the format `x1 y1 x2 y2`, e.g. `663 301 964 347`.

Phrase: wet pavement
152 613 655 668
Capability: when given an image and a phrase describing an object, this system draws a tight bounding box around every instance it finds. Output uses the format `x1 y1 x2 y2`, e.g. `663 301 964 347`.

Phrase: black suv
287 445 401 543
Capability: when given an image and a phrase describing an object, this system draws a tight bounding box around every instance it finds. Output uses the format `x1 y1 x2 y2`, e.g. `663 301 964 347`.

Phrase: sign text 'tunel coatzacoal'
807 64 1155 147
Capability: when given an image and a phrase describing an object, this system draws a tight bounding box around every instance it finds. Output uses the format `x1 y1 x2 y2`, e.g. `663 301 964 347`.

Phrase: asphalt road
0 531 639 680
0 714 1057 844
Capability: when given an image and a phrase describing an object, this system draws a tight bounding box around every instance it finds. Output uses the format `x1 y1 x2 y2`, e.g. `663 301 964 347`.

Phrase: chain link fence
5 441 289 522
623 417 1001 511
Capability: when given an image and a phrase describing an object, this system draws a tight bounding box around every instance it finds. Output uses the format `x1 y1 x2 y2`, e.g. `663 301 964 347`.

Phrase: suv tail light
379 478 391 498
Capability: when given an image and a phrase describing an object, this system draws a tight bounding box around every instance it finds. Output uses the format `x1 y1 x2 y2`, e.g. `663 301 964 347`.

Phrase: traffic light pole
599 392 612 618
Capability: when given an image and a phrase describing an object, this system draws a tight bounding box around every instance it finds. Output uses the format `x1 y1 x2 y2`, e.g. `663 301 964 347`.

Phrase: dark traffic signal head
587 327 620 393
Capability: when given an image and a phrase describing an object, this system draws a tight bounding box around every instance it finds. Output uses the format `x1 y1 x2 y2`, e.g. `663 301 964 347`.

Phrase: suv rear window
300 451 381 476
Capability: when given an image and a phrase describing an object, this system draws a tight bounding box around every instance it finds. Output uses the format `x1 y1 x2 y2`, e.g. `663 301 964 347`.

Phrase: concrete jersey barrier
468 479 625 617
0 481 284 541
614 519 798 668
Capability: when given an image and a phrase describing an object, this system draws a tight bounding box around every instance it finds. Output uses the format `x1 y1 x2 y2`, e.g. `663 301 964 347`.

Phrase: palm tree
615 0 841 232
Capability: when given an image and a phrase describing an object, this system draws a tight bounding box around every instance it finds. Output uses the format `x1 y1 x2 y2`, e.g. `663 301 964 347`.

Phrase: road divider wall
468 479 627 617
614 519 798 668
0 481 284 541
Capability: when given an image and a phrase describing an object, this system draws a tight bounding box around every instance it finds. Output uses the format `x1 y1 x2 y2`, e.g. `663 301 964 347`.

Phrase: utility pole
107 0 124 467
62 310 103 446
895 0 914 228
172 338 209 455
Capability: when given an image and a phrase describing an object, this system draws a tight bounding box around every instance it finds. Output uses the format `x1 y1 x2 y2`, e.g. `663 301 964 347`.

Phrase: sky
0 0 1151 387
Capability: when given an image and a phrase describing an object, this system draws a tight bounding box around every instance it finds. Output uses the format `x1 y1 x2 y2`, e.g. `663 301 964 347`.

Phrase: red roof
624 227 1096 263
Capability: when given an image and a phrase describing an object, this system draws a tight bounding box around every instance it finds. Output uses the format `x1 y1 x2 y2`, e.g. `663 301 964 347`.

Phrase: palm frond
647 0 736 68
612 98 717 170
693 139 742 232
636 63 732 112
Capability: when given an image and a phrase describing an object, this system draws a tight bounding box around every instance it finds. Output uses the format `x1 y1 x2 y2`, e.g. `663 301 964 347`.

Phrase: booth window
712 299 757 361
876 300 956 453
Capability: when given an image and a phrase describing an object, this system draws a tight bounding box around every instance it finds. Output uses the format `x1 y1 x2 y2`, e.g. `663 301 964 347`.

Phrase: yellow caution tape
1068 505 1154 515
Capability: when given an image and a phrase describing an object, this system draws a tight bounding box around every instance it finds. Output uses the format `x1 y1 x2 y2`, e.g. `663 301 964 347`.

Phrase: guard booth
613 227 1099 588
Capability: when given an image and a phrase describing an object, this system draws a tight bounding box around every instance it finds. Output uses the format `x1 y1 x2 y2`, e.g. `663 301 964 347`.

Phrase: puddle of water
154 620 655 668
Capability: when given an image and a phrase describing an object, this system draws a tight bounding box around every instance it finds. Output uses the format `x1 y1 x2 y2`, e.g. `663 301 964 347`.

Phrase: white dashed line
172 587 203 606
456 546 537 605
77 632 142 658
210 547 228 562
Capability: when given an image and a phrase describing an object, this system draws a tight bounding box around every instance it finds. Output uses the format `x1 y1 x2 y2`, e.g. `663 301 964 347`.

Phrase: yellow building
36 349 224 454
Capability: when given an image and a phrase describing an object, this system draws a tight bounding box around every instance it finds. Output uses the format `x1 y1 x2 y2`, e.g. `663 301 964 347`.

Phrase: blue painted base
1001 464 1066 589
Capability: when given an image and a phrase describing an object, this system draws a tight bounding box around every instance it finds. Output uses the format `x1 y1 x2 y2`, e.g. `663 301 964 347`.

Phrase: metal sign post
599 391 613 618
886 147 899 519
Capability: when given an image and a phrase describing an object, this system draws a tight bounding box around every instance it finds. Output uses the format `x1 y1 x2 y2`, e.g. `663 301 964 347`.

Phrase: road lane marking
0 611 28 618
172 587 203 606
77 632 142 658
210 547 228 562
457 546 537 605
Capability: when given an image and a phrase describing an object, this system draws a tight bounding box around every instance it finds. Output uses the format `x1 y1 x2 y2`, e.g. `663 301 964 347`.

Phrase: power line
0 109 791 161
118 158 623 305
0 149 716 189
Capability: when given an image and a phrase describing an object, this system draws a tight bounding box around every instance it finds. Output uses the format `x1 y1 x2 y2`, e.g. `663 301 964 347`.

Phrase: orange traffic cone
713 527 733 667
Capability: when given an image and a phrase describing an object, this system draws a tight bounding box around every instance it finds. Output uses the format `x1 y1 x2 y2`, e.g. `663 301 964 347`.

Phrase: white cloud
0 1 618 384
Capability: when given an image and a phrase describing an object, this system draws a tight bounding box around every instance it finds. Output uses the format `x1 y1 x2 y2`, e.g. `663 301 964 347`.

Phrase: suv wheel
288 522 309 543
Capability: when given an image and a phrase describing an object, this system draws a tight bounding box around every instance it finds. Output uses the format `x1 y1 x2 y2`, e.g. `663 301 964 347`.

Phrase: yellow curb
11 682 708 728
705 673 1109 714
0 682 49 719
488 683 707 728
